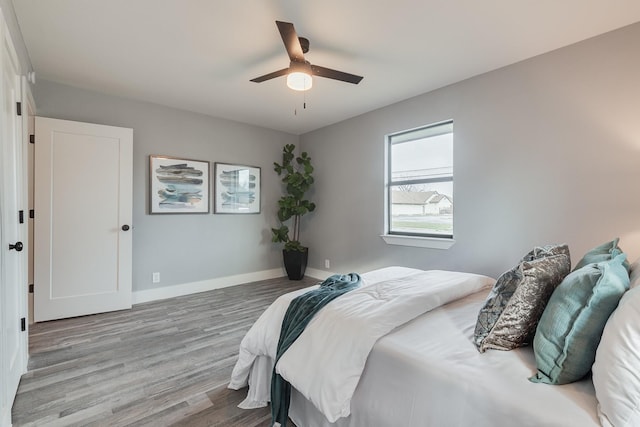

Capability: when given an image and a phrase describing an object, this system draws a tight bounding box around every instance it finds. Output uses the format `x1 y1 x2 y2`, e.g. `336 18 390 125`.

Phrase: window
386 121 453 240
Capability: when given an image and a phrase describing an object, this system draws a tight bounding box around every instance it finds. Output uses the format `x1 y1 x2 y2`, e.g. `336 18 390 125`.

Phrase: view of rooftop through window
388 122 453 237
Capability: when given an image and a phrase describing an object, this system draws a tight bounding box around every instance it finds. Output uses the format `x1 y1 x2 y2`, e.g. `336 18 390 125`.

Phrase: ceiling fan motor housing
299 37 309 53
290 60 312 74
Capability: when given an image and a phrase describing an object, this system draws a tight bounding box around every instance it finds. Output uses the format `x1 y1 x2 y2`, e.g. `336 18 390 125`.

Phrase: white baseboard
304 267 335 280
132 268 286 304
132 267 341 305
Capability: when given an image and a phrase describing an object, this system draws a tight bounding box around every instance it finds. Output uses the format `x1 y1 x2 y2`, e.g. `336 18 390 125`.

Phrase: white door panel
0 11 27 424
2 41 21 399
51 133 120 298
34 117 133 322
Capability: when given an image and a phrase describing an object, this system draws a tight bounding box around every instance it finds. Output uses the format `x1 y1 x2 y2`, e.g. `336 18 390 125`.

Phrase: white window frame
381 120 455 249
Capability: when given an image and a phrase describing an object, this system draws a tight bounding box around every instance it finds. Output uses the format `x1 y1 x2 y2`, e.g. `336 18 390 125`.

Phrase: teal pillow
573 238 628 271
530 253 630 385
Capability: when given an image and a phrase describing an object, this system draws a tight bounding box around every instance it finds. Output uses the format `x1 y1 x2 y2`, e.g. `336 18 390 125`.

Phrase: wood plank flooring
12 276 317 426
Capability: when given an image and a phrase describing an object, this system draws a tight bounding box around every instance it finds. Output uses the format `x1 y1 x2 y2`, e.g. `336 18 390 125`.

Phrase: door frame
24 78 34 327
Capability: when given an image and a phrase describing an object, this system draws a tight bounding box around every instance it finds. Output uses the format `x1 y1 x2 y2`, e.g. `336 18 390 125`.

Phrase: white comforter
229 267 495 422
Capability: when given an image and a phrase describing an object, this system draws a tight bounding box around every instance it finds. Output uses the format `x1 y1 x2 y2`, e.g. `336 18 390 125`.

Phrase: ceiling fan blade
311 65 363 84
276 21 305 62
250 68 290 83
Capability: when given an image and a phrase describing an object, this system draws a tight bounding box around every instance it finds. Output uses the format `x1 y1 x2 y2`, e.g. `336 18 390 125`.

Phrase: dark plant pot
283 248 308 280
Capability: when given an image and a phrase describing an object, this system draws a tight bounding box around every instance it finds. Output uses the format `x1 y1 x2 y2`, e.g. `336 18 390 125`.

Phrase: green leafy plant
271 144 316 252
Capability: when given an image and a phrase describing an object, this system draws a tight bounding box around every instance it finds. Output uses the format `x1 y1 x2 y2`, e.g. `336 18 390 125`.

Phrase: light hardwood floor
12 276 317 426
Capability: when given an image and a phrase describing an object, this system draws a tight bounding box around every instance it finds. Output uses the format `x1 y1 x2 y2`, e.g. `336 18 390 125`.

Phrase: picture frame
149 155 210 214
214 162 261 214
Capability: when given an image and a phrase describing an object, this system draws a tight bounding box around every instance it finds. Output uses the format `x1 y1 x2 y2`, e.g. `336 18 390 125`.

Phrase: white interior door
0 14 27 425
34 117 133 322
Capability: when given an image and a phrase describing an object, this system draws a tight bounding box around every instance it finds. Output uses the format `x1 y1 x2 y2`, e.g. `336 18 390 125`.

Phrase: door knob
121 225 130 231
9 241 23 251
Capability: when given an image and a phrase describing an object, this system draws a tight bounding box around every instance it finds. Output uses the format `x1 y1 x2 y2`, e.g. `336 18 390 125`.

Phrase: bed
229 266 602 427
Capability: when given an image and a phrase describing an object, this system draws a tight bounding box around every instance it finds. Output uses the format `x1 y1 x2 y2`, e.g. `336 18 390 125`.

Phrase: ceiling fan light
287 72 312 91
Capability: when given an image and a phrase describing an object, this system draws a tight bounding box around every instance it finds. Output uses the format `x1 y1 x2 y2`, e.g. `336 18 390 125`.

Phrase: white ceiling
12 1 640 135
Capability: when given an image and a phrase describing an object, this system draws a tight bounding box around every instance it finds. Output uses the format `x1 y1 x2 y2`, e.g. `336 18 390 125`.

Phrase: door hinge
29 209 34 219
19 210 24 224
21 317 26 332
16 102 21 116
30 134 35 144
29 284 34 293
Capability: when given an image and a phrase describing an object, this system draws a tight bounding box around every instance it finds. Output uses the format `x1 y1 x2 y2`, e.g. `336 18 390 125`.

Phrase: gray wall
1 0 33 75
300 23 640 279
34 80 298 291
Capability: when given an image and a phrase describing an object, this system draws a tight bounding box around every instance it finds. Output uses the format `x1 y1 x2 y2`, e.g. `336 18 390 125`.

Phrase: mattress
287 288 600 427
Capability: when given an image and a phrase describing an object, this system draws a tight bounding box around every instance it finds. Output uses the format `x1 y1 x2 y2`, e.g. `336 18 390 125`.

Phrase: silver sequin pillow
474 244 571 352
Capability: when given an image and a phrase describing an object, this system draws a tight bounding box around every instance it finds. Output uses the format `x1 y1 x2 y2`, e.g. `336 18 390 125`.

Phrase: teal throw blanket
271 273 362 426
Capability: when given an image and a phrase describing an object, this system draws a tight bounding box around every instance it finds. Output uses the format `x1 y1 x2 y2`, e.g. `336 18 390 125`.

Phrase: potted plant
271 143 316 280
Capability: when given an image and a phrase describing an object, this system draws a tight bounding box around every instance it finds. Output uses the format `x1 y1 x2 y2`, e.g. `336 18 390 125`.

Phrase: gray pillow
474 244 571 352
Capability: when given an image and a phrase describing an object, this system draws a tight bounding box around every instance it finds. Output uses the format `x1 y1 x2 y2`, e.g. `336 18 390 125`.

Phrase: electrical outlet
324 259 330 269
152 272 160 283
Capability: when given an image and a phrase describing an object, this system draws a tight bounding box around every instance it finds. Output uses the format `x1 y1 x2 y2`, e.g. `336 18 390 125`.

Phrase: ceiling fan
250 20 363 91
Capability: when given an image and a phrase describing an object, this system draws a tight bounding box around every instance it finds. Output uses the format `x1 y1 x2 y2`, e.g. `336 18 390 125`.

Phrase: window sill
380 234 455 249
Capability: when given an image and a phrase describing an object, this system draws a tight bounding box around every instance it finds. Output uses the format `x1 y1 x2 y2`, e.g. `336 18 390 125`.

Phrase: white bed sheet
286 289 600 427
